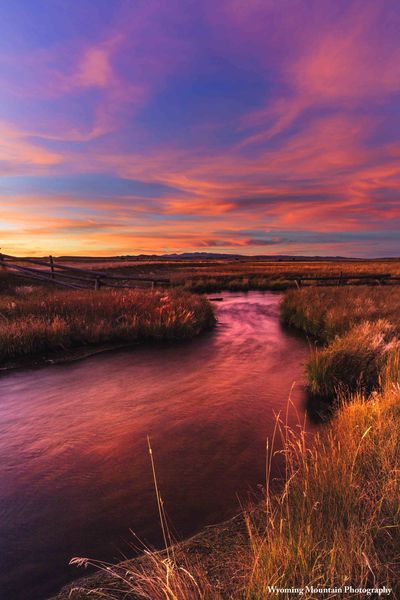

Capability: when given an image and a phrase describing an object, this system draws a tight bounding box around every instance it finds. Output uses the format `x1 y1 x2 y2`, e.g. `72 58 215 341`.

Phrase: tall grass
247 285 400 596
0 288 215 362
246 385 400 598
69 551 221 600
307 321 400 398
281 286 400 342
282 287 400 399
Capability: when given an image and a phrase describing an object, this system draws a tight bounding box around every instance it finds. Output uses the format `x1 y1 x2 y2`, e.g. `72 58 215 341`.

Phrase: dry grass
247 285 400 597
282 286 400 400
68 554 222 600
166 259 400 292
281 286 400 342
246 385 400 598
28 257 400 292
307 321 400 398
0 288 215 362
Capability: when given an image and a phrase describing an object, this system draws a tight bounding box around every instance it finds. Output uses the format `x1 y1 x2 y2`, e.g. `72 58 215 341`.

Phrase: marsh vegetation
22 256 400 292
0 288 215 363
282 286 400 399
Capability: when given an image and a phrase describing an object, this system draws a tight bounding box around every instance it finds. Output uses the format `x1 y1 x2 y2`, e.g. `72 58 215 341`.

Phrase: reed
246 385 400 598
282 287 400 400
281 286 400 342
0 288 215 362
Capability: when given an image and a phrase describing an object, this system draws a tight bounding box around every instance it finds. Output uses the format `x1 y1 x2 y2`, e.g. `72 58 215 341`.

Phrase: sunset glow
1 1 400 256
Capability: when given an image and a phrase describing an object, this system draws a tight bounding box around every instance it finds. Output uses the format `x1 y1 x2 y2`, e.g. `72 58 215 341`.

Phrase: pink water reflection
0 292 308 599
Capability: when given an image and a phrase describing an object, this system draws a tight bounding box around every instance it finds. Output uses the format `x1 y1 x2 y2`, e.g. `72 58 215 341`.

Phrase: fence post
95 277 101 290
338 271 343 287
49 255 55 279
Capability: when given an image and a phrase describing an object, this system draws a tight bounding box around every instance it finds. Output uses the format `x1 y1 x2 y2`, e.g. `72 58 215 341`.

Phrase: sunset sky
1 0 400 257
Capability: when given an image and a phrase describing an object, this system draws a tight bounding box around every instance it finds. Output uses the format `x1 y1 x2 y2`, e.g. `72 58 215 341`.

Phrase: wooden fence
0 253 170 290
289 272 400 288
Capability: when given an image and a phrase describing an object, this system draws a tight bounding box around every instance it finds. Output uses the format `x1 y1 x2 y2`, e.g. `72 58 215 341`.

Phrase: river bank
49 286 399 599
0 287 215 368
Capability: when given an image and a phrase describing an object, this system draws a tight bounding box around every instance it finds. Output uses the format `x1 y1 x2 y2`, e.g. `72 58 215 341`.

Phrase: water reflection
0 292 309 599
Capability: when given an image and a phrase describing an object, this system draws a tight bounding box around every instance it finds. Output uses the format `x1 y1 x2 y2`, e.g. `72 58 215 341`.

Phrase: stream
0 291 310 599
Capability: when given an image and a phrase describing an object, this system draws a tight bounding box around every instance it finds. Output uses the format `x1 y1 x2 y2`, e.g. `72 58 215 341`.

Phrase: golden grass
167 259 400 292
281 286 400 342
0 288 215 362
246 385 400 598
69 553 221 600
282 287 400 400
37 257 400 292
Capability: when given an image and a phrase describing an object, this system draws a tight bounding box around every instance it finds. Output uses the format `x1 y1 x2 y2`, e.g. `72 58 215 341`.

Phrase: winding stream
0 292 309 599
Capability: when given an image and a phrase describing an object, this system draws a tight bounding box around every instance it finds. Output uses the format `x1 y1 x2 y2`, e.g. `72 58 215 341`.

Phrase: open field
68 258 400 292
0 288 215 364
3 257 400 292
52 284 400 599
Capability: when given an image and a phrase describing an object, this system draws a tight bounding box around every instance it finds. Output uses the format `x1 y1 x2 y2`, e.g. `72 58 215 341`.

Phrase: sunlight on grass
0 288 215 362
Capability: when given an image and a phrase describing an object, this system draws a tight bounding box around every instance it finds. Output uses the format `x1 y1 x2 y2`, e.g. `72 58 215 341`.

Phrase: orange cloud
0 122 62 169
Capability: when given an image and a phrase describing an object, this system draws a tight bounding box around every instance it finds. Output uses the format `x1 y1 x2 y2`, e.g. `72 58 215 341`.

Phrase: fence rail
0 253 170 290
288 272 400 288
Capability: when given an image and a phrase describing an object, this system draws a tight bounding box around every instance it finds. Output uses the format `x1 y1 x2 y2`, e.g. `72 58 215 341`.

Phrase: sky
1 0 400 257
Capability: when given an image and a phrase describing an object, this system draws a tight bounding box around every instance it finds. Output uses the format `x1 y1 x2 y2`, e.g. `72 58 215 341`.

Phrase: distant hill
55 252 360 261
51 252 398 262
158 252 350 261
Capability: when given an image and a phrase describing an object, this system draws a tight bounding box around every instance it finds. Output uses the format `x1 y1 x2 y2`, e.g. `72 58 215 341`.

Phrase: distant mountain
54 252 377 261
156 252 351 261
106 252 359 262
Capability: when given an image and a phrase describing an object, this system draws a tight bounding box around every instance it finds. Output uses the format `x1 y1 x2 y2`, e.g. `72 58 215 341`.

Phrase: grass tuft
246 385 400 598
282 287 400 400
0 288 215 362
307 320 400 398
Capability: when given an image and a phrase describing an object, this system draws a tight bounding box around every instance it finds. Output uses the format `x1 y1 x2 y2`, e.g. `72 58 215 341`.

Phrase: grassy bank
282 287 400 399
246 387 400 598
0 288 215 363
53 285 399 599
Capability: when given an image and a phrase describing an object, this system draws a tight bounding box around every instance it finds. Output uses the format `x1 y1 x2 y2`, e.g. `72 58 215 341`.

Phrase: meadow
52 282 399 600
0 287 215 363
59 257 400 292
